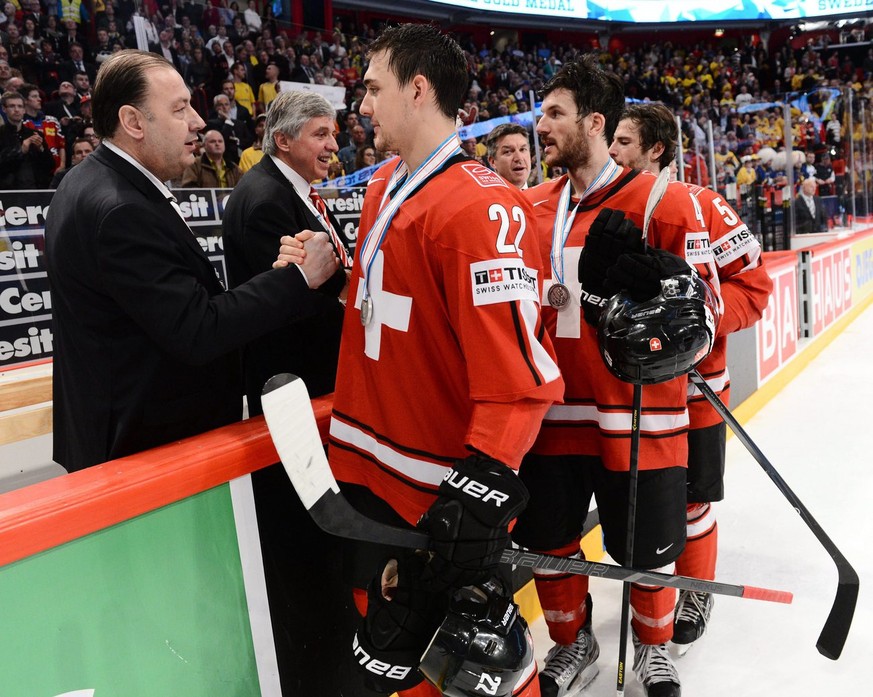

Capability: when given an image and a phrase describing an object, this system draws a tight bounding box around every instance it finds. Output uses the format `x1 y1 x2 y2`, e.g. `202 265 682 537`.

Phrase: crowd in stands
1 0 872 195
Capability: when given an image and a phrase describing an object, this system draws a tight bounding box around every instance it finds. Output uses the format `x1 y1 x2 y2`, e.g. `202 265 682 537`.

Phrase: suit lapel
260 155 322 231
258 155 351 258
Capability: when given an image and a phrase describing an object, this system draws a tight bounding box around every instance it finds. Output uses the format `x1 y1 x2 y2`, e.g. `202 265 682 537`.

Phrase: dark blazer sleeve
226 161 346 294
94 199 317 364
813 195 828 232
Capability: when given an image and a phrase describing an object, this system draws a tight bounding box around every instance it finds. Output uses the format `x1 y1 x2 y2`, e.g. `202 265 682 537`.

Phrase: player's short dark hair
485 123 529 161
366 24 467 121
622 103 678 170
541 54 625 144
92 50 175 139
18 82 40 99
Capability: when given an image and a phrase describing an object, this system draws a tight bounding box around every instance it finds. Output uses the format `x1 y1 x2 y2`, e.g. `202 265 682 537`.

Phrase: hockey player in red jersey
609 103 773 653
512 57 723 697
325 24 564 697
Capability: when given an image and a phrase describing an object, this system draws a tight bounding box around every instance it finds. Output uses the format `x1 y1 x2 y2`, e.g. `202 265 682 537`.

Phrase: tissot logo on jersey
711 226 756 266
684 232 714 264
470 258 538 307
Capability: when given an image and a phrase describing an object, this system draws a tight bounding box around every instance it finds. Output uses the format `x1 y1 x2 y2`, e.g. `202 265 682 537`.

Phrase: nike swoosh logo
532 198 550 207
656 543 674 555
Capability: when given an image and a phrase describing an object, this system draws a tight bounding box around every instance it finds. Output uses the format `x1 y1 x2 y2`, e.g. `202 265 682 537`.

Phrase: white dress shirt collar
270 155 330 223
269 154 312 200
102 139 177 201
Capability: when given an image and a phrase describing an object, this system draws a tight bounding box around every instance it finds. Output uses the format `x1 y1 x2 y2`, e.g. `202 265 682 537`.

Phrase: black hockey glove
605 247 692 302
417 454 529 592
579 208 644 326
353 552 445 693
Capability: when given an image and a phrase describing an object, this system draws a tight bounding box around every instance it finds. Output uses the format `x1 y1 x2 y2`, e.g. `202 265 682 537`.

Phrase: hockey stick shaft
616 384 642 697
261 373 792 605
689 370 858 659
615 170 669 695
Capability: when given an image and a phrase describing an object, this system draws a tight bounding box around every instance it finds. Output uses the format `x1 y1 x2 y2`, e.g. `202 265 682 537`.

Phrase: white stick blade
261 373 339 510
642 166 671 238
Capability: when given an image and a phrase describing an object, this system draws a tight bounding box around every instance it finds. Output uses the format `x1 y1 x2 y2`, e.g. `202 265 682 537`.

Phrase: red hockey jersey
682 184 773 428
525 168 722 471
329 157 564 525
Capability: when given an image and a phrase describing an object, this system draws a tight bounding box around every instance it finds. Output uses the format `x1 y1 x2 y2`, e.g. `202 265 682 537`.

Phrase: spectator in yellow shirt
231 62 256 116
238 113 267 173
257 62 280 114
736 156 758 186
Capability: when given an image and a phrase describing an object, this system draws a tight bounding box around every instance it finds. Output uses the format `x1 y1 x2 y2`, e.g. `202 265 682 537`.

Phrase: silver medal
360 296 374 326
547 282 571 310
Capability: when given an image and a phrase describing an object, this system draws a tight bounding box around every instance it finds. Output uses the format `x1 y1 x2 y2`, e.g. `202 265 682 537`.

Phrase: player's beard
548 127 590 172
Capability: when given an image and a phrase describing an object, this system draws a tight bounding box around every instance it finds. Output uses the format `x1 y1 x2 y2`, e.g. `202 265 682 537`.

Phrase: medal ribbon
358 133 462 306
549 158 621 285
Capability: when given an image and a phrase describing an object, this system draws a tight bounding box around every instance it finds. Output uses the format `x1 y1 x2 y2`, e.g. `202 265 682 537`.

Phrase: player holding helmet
512 56 723 697
609 102 772 655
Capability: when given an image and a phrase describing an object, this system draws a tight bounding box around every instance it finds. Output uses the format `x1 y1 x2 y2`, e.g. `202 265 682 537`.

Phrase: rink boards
3 192 873 694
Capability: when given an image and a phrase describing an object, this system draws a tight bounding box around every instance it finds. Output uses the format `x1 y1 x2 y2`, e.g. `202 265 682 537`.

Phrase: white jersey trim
521 297 563 385
687 368 729 398
687 503 717 538
543 404 689 433
330 417 448 488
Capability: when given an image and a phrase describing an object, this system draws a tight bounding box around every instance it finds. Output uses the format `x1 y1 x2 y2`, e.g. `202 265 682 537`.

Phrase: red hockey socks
675 502 718 580
532 537 590 645
630 580 677 645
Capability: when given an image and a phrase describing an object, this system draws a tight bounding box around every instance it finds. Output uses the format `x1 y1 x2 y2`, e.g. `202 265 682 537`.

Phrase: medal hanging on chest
549 179 582 311
547 282 571 309
550 161 621 311
357 134 462 328
360 296 374 326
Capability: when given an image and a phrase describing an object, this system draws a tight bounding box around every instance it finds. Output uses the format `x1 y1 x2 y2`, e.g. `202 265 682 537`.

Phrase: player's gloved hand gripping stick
260 373 793 604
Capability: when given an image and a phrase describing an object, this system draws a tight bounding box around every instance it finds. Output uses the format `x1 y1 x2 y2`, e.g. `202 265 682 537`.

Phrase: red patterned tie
309 187 351 268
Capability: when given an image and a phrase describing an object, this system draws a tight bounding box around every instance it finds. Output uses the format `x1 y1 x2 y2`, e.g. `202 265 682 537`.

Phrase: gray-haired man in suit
221 87 357 697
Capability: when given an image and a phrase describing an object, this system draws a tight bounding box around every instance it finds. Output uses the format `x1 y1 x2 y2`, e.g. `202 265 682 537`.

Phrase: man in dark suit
289 53 316 83
59 42 96 84
795 177 828 234
221 88 355 696
149 28 182 73
206 92 252 166
223 89 351 410
44 50 345 473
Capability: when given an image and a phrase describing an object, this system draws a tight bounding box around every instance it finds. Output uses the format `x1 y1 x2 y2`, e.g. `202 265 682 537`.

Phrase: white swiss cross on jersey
354 250 412 360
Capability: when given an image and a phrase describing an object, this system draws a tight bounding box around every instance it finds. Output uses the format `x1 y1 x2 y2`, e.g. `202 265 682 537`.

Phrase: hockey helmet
419 578 534 697
598 274 717 385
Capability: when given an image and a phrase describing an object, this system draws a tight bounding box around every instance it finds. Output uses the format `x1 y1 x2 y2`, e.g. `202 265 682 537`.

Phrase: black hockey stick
616 166 670 696
689 370 858 659
260 373 792 604
616 384 642 697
